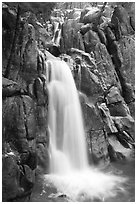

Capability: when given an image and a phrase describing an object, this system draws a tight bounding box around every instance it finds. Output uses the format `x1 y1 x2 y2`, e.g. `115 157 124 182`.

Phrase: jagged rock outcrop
2 10 49 200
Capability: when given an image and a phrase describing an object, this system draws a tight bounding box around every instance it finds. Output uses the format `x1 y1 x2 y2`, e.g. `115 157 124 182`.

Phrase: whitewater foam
44 167 126 201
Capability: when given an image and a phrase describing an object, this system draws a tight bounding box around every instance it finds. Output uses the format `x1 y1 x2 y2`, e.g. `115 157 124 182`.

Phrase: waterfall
44 59 126 201
47 59 88 173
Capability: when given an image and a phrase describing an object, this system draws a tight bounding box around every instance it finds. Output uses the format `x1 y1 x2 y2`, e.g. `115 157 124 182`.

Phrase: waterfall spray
44 59 126 201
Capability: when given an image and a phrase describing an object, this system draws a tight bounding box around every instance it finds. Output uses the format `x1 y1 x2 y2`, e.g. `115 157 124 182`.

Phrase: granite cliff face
2 2 135 201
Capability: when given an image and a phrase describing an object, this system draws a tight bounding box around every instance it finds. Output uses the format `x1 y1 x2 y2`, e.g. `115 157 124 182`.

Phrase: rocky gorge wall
3 4 49 200
58 2 135 165
2 2 135 201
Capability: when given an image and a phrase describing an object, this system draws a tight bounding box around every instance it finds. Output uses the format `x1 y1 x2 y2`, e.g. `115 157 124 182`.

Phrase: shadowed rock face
2 2 135 201
2 8 49 201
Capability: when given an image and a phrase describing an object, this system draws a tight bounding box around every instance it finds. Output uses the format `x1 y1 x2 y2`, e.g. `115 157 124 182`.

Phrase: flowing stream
41 59 127 201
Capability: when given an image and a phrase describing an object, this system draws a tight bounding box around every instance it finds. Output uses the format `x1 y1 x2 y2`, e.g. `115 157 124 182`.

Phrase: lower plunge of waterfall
44 59 127 201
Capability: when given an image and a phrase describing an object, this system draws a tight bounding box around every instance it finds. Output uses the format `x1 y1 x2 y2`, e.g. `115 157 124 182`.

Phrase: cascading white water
47 59 88 173
44 59 126 201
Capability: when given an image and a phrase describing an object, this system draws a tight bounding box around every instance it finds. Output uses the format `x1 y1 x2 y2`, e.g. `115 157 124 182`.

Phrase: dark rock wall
2 6 49 201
